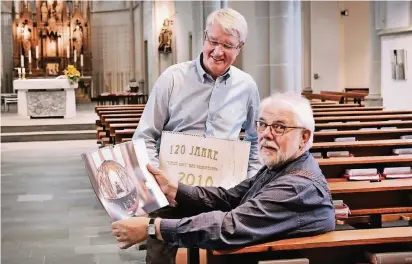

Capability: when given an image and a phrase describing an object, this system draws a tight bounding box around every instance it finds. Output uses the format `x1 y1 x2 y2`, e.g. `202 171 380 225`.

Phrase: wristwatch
148 218 156 239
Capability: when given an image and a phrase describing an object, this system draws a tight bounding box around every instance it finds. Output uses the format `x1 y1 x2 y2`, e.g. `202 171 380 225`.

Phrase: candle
21 55 24 67
36 46 39 59
74 50 77 63
28 50 32 63
80 54 83 67
67 46 70 58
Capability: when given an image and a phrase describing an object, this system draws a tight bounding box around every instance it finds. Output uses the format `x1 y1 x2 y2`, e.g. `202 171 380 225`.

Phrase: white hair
260 92 315 150
205 8 248 43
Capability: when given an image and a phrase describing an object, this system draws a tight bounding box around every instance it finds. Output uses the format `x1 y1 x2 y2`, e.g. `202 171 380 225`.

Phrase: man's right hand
147 164 178 201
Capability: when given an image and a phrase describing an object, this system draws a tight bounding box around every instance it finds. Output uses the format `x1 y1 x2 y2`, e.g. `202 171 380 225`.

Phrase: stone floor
1 102 98 126
1 140 146 264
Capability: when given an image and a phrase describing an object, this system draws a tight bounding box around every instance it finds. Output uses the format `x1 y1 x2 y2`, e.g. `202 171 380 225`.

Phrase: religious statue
22 23 32 55
41 2 48 23
158 19 172 54
72 23 83 53
47 12 58 35
55 1 63 21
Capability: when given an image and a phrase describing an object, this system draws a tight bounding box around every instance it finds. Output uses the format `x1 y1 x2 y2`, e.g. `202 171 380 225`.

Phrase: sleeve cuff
160 218 180 243
175 182 197 203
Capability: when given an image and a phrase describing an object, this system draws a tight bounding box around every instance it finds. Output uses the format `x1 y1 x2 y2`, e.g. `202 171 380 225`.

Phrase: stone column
191 1 204 58
1 2 14 94
269 1 302 94
302 1 312 93
365 1 383 106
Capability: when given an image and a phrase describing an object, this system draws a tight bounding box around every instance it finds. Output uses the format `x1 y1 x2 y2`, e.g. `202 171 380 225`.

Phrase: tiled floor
1 140 146 264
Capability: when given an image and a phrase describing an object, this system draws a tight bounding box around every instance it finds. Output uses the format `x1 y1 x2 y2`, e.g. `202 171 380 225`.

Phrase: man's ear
301 130 311 145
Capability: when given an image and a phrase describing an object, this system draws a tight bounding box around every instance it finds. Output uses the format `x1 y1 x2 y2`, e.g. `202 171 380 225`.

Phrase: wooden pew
312 106 383 112
314 114 412 123
314 128 412 142
315 120 412 131
329 179 412 228
318 154 412 182
205 227 412 264
321 91 367 104
311 103 364 109
311 139 412 157
313 110 412 117
303 93 344 103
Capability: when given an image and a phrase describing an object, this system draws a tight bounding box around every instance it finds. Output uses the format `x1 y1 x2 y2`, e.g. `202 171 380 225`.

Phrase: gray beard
259 150 289 168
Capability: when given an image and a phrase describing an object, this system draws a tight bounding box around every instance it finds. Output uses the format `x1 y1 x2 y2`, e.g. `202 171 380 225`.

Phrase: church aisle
1 140 146 264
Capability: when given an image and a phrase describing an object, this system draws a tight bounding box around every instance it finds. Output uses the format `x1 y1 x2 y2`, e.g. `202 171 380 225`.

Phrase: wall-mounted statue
72 21 83 53
41 2 48 23
22 21 32 55
158 19 172 54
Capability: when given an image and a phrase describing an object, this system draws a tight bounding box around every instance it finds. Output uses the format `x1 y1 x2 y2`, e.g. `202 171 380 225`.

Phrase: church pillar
191 1 204 58
269 0 302 94
1 2 14 93
130 5 136 79
302 1 312 93
365 1 383 106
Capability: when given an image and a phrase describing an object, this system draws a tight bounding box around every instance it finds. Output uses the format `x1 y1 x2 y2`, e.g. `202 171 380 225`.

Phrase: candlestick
16 68 22 79
22 68 26 79
21 55 24 68
80 54 83 67
67 45 70 59
74 50 77 63
28 50 32 63
36 46 39 59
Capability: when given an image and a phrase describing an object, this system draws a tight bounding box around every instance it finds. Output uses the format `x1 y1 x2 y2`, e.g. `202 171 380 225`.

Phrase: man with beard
112 92 336 252
133 8 261 264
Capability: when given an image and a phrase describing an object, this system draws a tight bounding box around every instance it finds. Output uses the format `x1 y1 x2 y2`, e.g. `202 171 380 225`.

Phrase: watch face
148 224 156 235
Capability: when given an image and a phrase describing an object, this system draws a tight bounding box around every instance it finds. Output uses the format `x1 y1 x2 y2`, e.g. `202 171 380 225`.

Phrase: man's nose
212 45 224 56
261 126 274 139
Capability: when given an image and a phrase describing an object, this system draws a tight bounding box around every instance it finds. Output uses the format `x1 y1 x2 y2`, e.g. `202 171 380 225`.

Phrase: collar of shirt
195 53 232 84
266 151 311 174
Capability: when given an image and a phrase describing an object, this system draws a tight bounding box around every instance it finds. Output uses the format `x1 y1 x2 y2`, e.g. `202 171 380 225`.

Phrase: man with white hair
112 93 336 254
132 8 261 264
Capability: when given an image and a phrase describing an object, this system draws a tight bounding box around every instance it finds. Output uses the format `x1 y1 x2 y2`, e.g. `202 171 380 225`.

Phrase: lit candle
36 46 39 59
67 45 70 58
28 50 32 63
21 55 24 67
74 50 77 63
80 54 83 67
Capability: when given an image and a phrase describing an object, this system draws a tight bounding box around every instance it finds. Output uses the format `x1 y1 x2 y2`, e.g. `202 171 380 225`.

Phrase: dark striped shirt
160 151 336 250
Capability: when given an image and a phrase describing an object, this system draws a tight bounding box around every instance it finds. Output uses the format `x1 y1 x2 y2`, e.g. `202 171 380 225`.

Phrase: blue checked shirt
159 151 336 250
132 53 261 178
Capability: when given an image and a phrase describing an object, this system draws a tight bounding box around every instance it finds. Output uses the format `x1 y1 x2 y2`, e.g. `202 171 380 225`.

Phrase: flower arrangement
64 65 80 85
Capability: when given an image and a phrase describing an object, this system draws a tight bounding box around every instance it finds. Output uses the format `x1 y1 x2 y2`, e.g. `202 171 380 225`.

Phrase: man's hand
147 164 178 201
111 217 150 249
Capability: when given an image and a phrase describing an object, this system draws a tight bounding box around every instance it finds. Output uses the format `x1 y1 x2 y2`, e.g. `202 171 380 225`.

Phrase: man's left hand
111 217 150 249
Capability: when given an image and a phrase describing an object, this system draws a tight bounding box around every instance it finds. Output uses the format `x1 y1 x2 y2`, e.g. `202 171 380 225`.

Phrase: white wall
385 1 411 29
381 33 412 110
342 1 370 89
91 10 132 97
310 1 343 93
174 1 193 63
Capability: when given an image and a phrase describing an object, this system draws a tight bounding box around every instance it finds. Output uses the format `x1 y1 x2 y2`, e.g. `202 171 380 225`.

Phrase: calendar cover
159 131 251 189
81 139 169 221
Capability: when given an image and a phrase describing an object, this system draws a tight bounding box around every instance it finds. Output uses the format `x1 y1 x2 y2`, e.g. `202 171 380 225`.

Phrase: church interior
1 0 412 264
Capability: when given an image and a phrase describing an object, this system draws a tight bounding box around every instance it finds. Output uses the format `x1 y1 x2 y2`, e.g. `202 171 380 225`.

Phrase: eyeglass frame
203 31 243 51
255 120 306 136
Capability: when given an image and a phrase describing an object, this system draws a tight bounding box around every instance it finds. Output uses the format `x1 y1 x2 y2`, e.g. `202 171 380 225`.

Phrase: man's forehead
259 108 294 122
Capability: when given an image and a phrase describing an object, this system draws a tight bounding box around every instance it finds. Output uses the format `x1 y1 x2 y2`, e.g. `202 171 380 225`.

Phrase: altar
13 77 78 118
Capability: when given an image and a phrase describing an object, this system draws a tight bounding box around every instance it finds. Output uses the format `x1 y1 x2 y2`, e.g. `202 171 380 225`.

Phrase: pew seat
204 227 412 264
